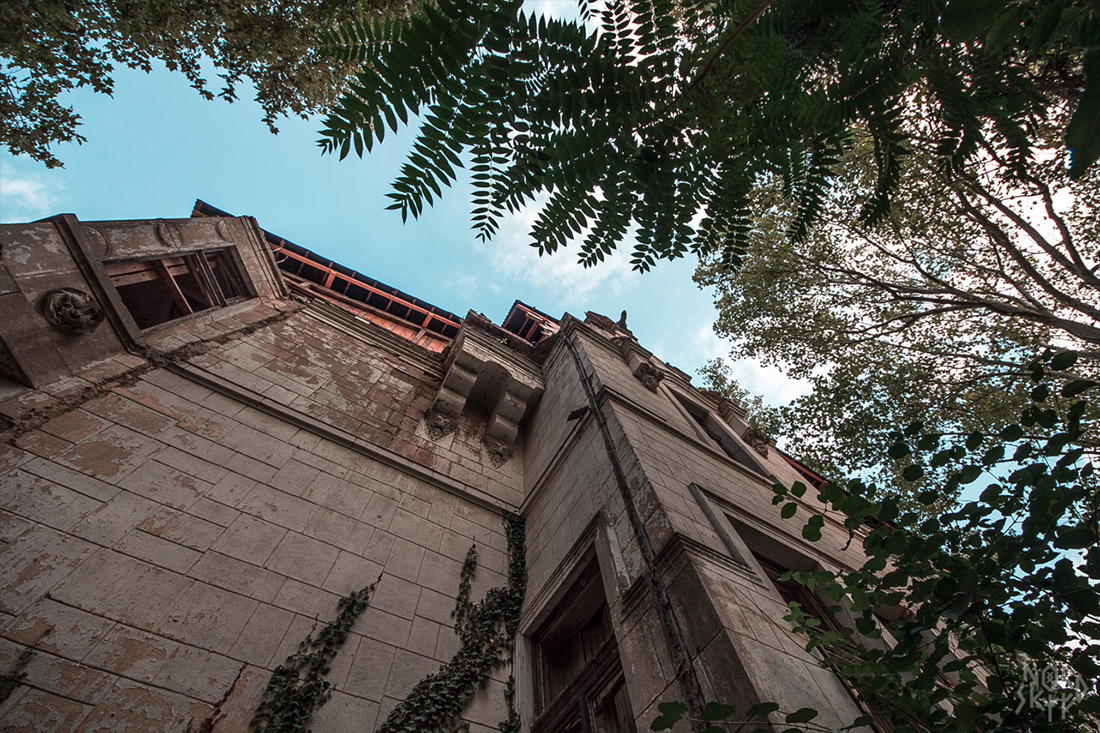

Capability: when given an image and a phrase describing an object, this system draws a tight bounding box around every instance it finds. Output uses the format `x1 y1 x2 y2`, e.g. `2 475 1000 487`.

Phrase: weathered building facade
1 202 874 732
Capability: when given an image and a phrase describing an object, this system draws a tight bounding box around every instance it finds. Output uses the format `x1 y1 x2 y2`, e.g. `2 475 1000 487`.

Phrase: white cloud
671 322 811 405
487 200 636 304
522 0 580 21
453 274 477 293
725 357 812 407
688 322 728 362
521 0 601 31
0 170 60 223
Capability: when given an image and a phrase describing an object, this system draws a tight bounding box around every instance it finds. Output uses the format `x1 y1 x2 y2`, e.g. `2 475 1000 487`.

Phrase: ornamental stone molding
483 438 514 468
429 320 544 445
155 220 185 248
742 426 772 457
423 409 457 441
584 310 633 338
633 361 665 392
41 288 105 335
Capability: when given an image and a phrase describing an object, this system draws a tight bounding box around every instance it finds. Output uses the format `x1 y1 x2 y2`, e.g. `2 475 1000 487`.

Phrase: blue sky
0 27 809 405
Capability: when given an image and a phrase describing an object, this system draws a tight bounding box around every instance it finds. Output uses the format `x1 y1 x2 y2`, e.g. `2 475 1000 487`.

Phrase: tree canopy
0 0 412 167
321 0 1097 270
696 110 1100 491
320 0 1099 491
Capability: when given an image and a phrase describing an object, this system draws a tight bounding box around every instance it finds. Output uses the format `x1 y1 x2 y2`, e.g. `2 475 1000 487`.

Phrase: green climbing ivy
378 513 527 733
250 513 526 733
252 579 379 732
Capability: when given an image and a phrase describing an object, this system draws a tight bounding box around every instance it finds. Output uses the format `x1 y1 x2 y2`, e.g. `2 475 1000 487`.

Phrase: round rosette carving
42 288 105 335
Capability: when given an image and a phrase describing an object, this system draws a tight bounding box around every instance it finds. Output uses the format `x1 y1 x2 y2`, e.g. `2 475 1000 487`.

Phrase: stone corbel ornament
633 361 665 392
41 288 105 335
742 426 771 457
424 409 457 441
483 438 514 468
428 323 544 447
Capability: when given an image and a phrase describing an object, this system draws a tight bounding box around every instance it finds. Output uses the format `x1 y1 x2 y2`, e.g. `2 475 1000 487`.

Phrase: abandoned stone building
1 202 879 732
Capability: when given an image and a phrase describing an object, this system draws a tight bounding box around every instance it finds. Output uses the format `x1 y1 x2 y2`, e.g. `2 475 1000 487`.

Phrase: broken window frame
105 248 250 331
731 522 896 733
667 389 774 479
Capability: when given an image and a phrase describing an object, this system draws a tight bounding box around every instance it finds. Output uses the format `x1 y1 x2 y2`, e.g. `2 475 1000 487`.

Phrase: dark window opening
671 392 771 479
533 557 634 733
106 250 248 330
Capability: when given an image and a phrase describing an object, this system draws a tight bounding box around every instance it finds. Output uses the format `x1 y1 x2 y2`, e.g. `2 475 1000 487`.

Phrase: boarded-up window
106 250 248 330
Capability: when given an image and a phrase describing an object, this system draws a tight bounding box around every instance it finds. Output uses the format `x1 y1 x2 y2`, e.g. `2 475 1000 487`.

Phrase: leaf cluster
695 114 1100 494
322 0 1098 268
650 698 847 733
763 349 1100 731
0 0 412 167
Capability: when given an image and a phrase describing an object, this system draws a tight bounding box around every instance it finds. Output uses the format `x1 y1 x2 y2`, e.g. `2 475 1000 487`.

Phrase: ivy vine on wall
251 513 526 733
252 579 379 732
378 512 527 733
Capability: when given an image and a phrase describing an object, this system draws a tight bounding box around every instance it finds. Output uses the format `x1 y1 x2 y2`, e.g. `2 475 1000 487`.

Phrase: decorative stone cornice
742 426 773 457
430 321 544 445
483 438 514 467
424 410 457 441
585 310 630 336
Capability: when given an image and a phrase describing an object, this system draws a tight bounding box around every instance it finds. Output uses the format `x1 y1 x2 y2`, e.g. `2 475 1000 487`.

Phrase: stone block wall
1 281 518 732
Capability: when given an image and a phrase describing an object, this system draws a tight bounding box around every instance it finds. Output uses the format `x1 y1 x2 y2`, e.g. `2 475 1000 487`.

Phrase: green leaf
902 465 924 482
745 702 780 717
941 0 1000 41
652 701 687 732
958 465 982 484
700 702 736 722
781 502 798 519
888 442 910 459
984 6 1024 55
1055 524 1097 550
1063 379 1098 397
802 515 824 542
1030 1 1066 47
790 481 807 498
784 707 818 724
1050 350 1078 371
1068 48 1100 179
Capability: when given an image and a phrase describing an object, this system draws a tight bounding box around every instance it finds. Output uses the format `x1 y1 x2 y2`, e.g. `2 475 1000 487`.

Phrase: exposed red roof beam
273 246 461 332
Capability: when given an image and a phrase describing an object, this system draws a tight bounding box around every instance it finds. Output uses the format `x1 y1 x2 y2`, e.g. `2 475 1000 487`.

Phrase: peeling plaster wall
0 217 520 733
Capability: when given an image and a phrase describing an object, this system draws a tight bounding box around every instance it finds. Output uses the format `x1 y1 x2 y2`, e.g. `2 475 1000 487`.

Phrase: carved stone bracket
424 410 457 441
483 438 514 468
215 219 232 242
429 322 544 446
633 362 665 392
742 426 771 457
41 288 105 335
